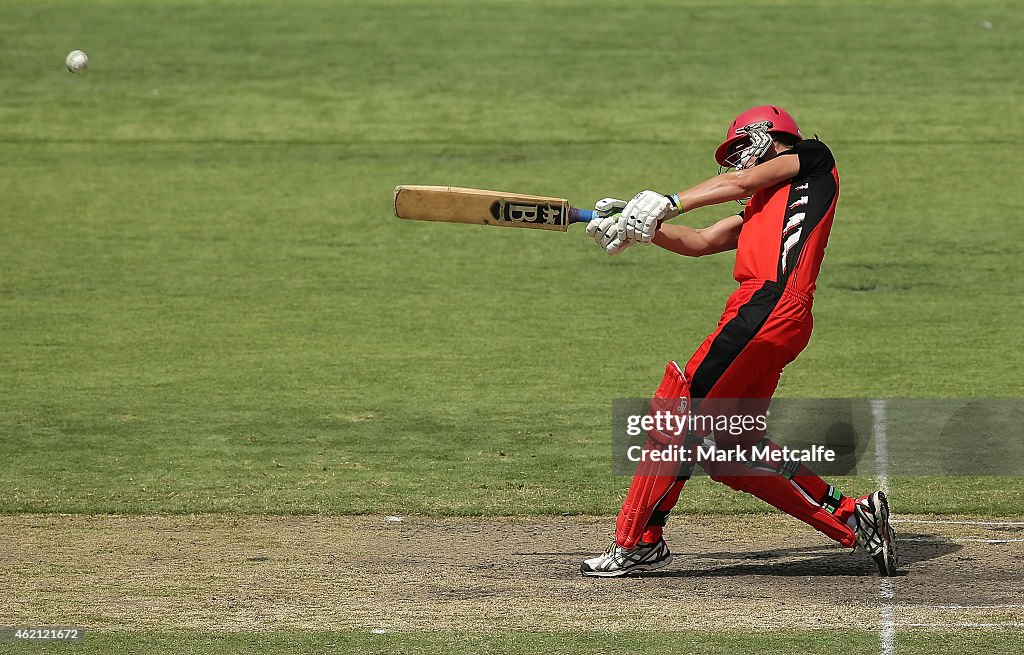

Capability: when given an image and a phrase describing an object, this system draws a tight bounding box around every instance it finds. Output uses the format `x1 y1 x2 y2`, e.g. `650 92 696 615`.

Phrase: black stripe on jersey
690 282 784 399
776 171 837 284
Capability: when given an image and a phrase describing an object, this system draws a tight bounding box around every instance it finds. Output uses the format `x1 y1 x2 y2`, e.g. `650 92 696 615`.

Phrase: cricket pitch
2 514 1022 633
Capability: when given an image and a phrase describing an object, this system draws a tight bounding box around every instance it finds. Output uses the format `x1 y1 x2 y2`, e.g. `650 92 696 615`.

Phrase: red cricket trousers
622 279 858 548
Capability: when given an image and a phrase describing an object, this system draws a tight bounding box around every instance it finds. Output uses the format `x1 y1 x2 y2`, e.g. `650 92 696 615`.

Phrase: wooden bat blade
394 185 591 231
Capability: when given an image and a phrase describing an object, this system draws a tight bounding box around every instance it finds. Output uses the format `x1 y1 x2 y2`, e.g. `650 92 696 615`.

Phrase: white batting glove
621 190 680 244
586 213 623 249
586 198 633 256
604 226 632 256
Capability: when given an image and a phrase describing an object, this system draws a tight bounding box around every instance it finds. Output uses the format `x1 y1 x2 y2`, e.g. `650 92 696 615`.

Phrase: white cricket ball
65 50 89 75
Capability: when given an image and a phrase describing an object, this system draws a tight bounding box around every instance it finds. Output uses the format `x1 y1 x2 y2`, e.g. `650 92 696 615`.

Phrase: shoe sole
873 491 898 576
580 553 673 578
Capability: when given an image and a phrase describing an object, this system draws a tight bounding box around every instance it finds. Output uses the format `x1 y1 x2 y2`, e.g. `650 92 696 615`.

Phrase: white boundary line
901 537 1024 544
894 519 1024 527
901 623 1024 629
872 399 896 655
906 605 1024 610
880 578 897 650
871 399 890 497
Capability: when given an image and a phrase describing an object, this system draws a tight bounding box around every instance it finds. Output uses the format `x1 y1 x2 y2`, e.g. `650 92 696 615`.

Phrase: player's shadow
640 532 957 578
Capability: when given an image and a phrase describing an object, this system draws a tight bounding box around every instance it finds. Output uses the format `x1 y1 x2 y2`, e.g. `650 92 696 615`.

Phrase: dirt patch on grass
1 514 1021 632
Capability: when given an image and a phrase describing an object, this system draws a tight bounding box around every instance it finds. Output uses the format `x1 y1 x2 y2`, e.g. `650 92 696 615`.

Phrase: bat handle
569 207 595 224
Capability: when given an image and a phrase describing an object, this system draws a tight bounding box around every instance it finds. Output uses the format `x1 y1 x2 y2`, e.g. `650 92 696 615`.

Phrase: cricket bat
393 185 595 232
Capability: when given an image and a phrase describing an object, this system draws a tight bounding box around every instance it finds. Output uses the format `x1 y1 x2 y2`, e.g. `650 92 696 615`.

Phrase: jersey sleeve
785 139 835 180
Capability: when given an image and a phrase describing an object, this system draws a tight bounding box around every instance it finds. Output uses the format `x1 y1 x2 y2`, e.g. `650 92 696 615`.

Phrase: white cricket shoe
580 539 672 577
854 490 898 576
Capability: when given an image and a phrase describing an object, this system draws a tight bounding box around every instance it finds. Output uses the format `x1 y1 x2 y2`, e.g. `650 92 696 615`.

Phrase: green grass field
2 0 1022 652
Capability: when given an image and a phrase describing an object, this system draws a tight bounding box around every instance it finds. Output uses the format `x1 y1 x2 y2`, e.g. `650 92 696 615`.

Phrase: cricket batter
581 106 898 577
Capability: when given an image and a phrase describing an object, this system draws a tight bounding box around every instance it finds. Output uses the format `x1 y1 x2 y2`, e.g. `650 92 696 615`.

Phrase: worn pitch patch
0 514 1021 632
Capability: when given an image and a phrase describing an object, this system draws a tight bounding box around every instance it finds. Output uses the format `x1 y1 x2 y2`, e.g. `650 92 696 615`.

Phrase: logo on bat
490 200 566 226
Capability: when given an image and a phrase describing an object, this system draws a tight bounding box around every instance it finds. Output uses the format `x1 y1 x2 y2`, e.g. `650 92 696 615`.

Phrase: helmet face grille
718 120 776 206
722 122 774 171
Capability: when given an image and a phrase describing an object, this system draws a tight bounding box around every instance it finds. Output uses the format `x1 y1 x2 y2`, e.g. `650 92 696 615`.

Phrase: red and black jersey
734 139 839 296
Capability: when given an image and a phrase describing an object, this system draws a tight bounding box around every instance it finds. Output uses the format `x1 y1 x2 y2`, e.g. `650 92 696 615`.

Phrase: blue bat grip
570 207 595 223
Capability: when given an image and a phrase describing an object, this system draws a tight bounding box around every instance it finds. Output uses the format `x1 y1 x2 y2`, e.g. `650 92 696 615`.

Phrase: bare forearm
652 223 714 257
674 170 752 213
652 213 743 257
672 152 801 213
